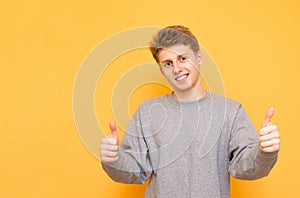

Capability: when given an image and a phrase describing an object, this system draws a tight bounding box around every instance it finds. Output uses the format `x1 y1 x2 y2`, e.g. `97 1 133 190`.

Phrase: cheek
187 66 200 77
161 70 175 80
187 62 200 71
186 58 199 67
160 68 171 80
159 67 167 76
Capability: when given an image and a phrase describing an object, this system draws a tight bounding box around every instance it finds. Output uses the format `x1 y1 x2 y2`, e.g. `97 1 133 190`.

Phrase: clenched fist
100 121 119 163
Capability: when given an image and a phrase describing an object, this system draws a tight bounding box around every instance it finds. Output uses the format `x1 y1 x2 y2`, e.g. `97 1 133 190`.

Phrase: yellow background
1 0 299 197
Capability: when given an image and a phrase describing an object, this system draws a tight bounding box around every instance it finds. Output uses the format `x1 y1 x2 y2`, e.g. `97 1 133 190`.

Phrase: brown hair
149 25 200 63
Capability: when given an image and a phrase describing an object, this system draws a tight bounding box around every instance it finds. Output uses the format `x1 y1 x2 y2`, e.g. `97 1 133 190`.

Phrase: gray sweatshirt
102 92 278 198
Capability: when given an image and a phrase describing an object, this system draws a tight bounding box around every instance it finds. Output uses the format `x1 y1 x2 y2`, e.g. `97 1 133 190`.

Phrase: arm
100 110 153 184
228 105 279 180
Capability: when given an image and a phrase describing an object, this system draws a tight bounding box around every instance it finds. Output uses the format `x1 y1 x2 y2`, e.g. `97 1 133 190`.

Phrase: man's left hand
259 107 280 153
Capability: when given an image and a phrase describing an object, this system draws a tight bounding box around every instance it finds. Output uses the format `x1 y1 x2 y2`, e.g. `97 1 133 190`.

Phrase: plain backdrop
0 0 299 197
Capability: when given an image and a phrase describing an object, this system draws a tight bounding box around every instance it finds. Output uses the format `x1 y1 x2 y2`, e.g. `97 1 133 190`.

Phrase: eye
163 62 172 68
180 56 187 62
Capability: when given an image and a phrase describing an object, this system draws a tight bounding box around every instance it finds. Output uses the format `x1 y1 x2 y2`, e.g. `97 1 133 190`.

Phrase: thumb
109 121 119 144
262 106 275 128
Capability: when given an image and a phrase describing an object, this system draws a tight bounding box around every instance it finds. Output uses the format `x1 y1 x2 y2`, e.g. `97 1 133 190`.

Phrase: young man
100 26 280 197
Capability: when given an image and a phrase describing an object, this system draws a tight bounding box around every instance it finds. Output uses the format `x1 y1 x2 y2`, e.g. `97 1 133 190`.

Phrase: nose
173 61 183 73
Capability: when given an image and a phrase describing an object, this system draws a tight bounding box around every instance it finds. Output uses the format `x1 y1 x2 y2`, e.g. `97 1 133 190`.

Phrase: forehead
158 45 194 62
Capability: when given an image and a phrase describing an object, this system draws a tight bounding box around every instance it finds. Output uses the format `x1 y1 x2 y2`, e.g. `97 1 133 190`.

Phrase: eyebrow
160 59 172 64
160 53 189 64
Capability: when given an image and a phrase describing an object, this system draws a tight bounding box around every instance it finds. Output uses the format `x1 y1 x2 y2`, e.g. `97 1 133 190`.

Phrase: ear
196 51 203 65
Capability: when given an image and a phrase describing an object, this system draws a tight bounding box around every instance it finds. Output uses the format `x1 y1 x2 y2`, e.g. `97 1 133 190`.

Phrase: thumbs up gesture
259 107 280 153
100 121 119 163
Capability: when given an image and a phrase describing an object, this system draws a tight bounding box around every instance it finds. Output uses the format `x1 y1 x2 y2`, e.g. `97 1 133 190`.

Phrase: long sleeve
228 105 278 180
101 107 153 184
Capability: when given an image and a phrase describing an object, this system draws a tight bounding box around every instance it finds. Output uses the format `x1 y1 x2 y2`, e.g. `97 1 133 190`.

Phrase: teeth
176 74 188 81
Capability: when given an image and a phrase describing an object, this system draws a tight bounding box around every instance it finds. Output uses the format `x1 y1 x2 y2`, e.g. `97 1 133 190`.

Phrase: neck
172 86 206 102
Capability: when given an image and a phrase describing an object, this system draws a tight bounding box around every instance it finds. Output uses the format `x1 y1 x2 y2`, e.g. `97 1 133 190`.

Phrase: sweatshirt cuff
258 147 279 158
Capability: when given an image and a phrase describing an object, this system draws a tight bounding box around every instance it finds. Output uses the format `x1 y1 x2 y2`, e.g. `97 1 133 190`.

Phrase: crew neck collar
166 91 210 107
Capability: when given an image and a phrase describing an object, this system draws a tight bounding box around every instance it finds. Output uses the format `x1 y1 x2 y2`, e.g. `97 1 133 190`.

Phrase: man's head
149 25 200 63
149 26 204 98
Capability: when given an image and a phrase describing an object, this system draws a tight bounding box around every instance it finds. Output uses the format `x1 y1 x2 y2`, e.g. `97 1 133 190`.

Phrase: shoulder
208 92 243 115
209 92 241 107
136 94 170 112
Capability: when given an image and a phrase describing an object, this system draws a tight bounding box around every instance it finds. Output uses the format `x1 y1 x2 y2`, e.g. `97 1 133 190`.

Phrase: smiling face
158 44 203 98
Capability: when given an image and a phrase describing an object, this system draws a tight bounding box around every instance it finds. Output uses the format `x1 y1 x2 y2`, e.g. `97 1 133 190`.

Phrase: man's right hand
100 121 119 163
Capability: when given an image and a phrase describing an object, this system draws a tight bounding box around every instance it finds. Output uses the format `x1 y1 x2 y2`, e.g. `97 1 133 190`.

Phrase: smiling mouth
175 73 189 81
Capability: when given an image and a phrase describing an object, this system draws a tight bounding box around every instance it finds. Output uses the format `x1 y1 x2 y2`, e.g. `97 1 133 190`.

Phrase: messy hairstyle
149 25 200 63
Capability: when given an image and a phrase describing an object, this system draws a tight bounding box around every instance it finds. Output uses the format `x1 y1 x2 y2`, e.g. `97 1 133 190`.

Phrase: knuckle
273 131 280 137
113 145 119 151
110 156 118 162
112 151 118 157
100 150 105 156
